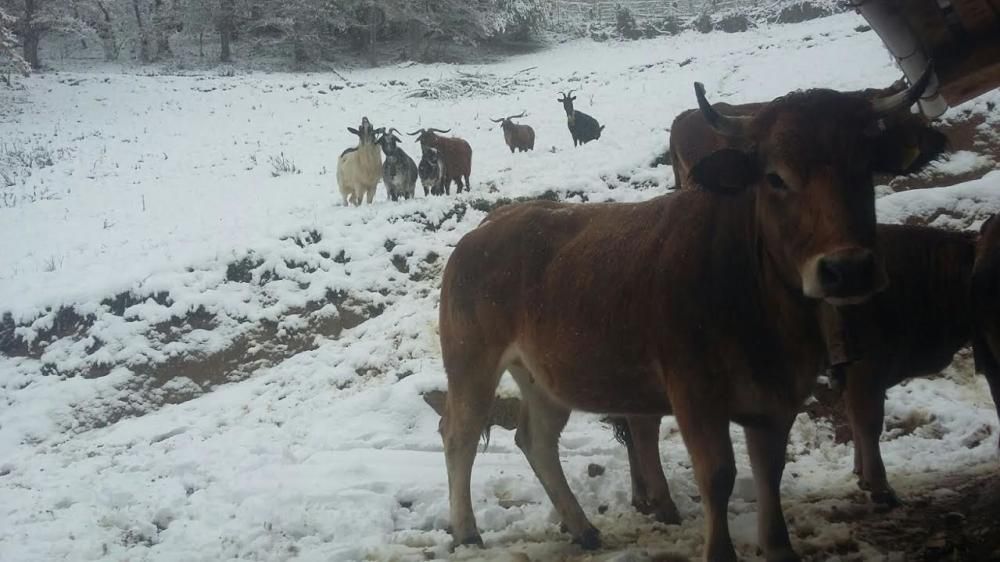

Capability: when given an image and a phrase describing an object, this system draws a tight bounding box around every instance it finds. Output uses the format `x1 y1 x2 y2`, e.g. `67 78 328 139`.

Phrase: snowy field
2 12 1000 562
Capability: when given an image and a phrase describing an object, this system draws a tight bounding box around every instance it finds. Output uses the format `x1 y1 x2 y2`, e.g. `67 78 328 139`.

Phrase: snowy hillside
1 12 999 562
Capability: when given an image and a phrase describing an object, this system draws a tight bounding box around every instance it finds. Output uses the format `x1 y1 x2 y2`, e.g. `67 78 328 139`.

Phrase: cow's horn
694 82 749 138
871 62 934 116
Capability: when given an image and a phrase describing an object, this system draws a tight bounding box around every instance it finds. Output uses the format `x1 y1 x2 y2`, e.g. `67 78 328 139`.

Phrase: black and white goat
337 117 384 205
377 128 418 201
558 90 604 146
418 147 447 196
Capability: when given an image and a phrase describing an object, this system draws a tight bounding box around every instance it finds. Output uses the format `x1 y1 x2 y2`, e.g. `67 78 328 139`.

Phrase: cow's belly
510 345 672 415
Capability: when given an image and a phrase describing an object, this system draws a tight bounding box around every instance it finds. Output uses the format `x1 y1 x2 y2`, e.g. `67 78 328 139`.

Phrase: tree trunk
132 0 150 62
219 0 234 62
22 0 41 69
292 35 308 64
97 1 118 61
23 32 41 69
152 0 171 59
367 3 377 67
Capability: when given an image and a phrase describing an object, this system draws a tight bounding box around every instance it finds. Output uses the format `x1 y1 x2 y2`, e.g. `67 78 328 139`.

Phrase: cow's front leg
745 416 800 562
673 399 737 562
845 367 900 507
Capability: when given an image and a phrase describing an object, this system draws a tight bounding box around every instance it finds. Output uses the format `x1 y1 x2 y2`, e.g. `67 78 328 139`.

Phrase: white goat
337 117 384 205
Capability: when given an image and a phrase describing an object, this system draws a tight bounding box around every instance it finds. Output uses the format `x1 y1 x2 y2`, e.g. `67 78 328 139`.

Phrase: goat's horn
429 128 451 134
407 129 424 136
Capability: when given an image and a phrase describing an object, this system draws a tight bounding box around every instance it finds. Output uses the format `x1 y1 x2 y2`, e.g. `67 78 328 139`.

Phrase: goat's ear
690 148 760 195
392 135 402 143
347 127 359 135
570 95 576 101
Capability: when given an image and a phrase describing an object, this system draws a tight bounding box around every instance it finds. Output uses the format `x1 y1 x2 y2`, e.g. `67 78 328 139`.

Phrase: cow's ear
690 148 760 195
872 127 946 174
347 127 359 135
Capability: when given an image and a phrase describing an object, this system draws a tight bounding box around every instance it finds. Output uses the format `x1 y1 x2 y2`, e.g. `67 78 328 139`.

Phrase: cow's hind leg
672 394 737 562
745 416 800 562
509 365 600 549
440 351 505 549
626 415 681 524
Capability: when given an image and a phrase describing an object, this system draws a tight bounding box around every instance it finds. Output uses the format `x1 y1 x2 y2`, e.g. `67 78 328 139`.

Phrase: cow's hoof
634 498 682 525
765 546 802 562
450 533 484 551
871 488 903 508
573 526 602 551
654 504 682 525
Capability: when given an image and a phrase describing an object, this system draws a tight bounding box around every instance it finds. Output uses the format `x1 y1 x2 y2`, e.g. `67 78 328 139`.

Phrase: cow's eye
765 173 788 192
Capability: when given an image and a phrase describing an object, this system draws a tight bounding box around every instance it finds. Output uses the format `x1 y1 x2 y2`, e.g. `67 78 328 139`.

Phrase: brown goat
490 112 535 153
408 128 472 193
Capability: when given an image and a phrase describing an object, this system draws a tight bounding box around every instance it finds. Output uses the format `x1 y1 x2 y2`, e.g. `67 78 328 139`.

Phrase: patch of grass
268 152 300 177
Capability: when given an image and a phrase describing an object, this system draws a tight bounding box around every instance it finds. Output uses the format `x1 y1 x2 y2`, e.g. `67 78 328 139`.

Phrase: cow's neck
692 190 825 406
748 196 826 401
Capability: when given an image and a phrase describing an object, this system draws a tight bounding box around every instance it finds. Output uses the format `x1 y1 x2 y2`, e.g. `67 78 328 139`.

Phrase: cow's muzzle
803 248 887 305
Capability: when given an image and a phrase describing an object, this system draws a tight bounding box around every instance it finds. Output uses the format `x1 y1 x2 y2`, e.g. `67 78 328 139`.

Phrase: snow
1 12 999 562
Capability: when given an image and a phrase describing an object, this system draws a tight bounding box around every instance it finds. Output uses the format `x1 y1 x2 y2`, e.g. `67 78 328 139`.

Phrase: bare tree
218 0 233 62
152 0 172 58
131 0 150 62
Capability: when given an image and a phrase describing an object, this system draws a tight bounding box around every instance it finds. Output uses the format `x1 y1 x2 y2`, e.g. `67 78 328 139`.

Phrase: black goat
558 90 604 146
418 147 447 196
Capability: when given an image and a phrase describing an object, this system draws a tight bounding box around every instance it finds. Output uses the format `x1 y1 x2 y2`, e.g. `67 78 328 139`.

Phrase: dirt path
847 466 1000 561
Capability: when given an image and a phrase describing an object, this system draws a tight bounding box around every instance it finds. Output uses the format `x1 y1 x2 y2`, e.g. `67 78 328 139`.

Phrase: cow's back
441 191 825 415
845 224 976 383
669 102 761 189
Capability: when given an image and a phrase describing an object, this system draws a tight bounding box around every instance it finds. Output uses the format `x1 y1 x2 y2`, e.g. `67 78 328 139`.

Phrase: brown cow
490 112 536 152
668 80 947 190
409 128 472 193
438 78 928 560
618 220 1000 516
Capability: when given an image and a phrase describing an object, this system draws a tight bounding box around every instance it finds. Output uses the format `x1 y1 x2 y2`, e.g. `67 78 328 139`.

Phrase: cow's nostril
818 257 843 291
818 250 877 297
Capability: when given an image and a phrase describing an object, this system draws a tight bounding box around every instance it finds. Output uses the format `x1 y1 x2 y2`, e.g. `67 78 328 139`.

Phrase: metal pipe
856 0 949 118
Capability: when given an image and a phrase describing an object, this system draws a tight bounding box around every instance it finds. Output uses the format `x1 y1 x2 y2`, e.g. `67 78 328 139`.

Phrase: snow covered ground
1 12 999 562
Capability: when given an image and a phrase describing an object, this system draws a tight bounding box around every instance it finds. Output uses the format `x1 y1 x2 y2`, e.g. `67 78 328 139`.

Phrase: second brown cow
617 219 1000 518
